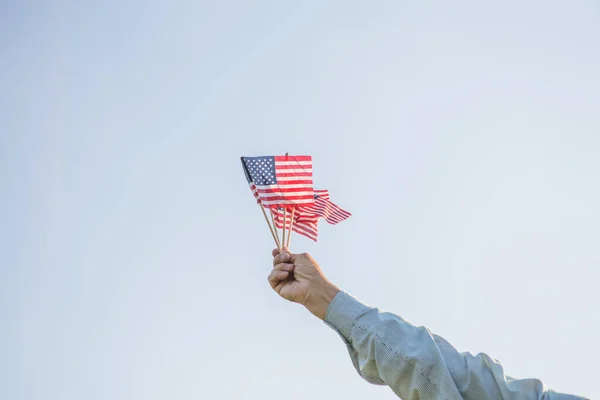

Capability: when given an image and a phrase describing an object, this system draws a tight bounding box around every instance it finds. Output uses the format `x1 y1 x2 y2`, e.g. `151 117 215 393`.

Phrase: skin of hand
268 248 340 320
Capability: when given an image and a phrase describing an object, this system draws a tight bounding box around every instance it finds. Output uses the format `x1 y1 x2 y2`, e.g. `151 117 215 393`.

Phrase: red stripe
272 215 297 226
292 199 351 225
270 174 313 185
315 199 351 217
259 192 313 199
274 155 312 162
275 165 312 171
293 226 318 241
272 208 300 220
260 195 315 202
327 207 351 218
275 173 313 179
313 203 346 218
257 187 313 194
303 205 335 217
258 192 314 199
272 209 318 241
274 222 317 241
324 214 349 224
301 205 349 220
249 184 261 204
290 221 318 239
257 179 312 189
262 201 316 207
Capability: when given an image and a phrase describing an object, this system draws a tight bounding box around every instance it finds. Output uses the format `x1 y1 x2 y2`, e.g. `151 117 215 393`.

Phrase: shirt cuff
324 291 372 341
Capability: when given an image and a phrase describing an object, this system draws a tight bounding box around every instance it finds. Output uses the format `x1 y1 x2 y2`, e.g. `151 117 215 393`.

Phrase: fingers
269 247 295 291
273 262 294 273
273 252 291 266
268 269 290 288
272 247 291 257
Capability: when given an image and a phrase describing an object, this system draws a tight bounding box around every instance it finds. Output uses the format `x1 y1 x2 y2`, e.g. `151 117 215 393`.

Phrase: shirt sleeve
324 291 587 400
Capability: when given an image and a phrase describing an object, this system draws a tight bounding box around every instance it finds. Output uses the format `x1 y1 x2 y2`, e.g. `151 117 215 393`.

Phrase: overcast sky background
2 1 599 399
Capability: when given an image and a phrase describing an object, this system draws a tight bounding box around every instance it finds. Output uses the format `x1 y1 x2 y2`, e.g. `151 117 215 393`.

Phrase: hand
268 248 340 320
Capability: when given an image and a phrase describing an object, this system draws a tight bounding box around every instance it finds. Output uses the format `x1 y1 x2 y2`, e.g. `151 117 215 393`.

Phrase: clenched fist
268 248 340 320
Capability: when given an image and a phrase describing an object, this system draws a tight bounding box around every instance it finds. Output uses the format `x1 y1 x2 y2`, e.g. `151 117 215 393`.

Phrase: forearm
323 291 462 399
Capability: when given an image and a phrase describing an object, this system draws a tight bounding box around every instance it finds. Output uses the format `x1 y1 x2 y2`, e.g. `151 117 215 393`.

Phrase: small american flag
272 190 351 242
295 190 352 225
272 207 319 242
241 155 314 207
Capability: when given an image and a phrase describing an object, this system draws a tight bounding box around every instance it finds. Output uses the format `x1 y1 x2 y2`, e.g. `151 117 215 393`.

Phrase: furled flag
271 190 351 242
294 190 352 225
272 206 319 242
241 155 314 207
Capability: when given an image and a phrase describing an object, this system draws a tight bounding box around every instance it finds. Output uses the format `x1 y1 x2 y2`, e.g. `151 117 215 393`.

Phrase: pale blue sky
2 1 599 399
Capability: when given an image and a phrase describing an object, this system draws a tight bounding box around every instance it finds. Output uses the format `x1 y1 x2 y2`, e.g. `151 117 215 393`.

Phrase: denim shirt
324 292 587 400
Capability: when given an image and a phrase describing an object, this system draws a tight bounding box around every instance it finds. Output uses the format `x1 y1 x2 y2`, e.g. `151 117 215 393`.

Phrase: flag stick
282 208 287 249
269 209 281 249
286 207 295 249
259 204 281 251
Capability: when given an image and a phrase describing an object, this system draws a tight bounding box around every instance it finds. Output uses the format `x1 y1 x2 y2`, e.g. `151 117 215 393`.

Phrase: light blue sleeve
324 291 587 400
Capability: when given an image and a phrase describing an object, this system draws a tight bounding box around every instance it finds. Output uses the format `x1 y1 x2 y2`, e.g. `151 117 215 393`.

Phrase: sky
1 1 599 399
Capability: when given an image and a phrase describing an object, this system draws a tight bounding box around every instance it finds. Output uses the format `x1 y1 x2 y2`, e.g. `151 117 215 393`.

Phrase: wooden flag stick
286 207 295 249
259 204 280 251
269 209 281 249
282 208 287 249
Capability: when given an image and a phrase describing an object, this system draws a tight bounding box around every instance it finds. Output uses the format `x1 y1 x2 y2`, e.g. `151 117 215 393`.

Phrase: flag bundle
241 154 351 249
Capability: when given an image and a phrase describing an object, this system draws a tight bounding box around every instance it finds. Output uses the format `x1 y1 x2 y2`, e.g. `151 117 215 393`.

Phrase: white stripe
261 199 315 206
297 205 349 224
258 191 315 198
315 200 350 217
314 191 330 200
275 169 313 174
276 161 312 166
273 180 313 185
275 177 314 183
272 212 318 241
292 225 318 241
256 184 313 190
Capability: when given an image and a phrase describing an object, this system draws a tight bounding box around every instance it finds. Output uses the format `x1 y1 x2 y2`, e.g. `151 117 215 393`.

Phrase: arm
325 291 584 400
268 249 587 400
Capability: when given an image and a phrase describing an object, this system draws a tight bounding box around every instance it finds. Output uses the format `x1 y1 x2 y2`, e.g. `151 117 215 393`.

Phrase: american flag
294 190 351 225
271 190 351 242
241 155 314 207
272 207 319 242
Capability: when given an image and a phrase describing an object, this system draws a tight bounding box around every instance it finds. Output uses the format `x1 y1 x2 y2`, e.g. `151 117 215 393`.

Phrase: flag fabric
241 155 314 207
295 190 352 225
272 207 319 242
271 190 351 242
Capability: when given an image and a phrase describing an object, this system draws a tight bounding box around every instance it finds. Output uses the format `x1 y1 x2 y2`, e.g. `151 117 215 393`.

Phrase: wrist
304 280 340 320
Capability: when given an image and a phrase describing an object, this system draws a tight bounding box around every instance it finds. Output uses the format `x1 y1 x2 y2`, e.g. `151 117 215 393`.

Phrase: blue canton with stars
242 156 277 185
